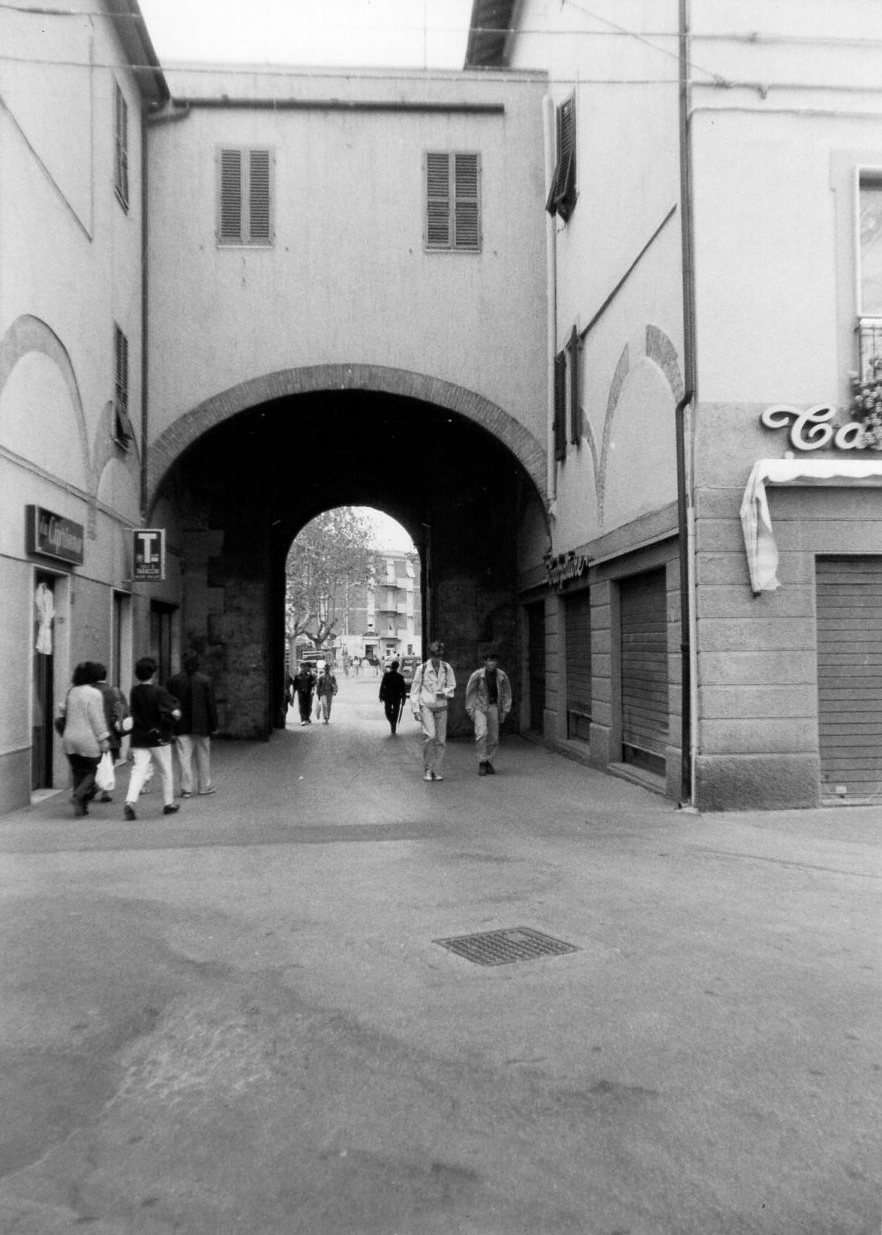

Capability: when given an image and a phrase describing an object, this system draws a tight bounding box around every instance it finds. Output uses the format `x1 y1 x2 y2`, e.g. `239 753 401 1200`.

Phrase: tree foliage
285 508 376 648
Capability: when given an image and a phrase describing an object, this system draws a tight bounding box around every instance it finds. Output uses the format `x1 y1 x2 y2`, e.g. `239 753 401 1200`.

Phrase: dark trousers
384 699 402 733
67 754 99 807
297 692 313 722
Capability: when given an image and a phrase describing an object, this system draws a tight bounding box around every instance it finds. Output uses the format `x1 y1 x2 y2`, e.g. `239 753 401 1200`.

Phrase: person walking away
168 651 218 797
60 661 111 816
124 656 182 820
292 663 316 725
410 640 456 781
315 663 338 723
379 659 407 734
465 649 512 776
93 662 129 801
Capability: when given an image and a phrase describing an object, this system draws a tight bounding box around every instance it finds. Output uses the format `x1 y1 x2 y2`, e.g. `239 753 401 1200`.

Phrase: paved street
0 674 879 1235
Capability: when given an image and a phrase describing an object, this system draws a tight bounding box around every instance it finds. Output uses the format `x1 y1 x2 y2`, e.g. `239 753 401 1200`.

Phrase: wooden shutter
114 83 129 208
454 154 480 250
620 569 668 775
248 149 271 241
547 96 577 221
816 556 882 802
112 324 134 447
568 325 581 444
219 149 243 242
565 592 591 741
553 350 567 460
426 153 451 248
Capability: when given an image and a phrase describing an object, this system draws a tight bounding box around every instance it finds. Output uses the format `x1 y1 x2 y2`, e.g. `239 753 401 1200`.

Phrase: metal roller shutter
816 556 882 803
620 569 668 775
565 592 591 741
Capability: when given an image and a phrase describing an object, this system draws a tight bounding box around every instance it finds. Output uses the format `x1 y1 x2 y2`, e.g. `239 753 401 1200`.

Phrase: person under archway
410 641 456 781
379 659 407 735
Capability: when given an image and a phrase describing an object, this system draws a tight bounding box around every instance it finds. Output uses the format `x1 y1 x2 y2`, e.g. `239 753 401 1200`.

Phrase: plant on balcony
850 355 882 449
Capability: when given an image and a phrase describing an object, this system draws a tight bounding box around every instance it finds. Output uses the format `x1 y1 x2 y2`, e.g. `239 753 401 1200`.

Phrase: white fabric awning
739 458 882 594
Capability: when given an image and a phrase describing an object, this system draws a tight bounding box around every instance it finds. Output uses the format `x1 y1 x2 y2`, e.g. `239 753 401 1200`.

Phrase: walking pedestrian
465 648 513 776
93 662 129 801
123 657 182 821
410 640 456 781
59 661 111 817
315 663 338 723
168 651 218 797
379 659 407 734
291 662 316 725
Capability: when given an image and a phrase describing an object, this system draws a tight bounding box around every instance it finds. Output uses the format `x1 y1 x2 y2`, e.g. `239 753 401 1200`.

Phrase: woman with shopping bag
93 662 129 802
59 661 111 817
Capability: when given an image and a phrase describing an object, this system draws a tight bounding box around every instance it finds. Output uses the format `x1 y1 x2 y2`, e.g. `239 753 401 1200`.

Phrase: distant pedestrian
124 657 182 821
292 663 316 725
465 649 512 776
315 663 338 723
93 662 129 801
60 661 111 817
379 659 407 734
410 640 456 781
168 651 218 797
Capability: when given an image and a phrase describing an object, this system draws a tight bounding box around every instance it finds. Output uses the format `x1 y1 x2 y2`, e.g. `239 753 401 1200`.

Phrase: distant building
338 551 422 664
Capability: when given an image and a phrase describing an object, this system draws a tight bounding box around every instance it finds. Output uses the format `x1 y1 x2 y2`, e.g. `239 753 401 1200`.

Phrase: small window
218 148 273 245
553 350 567 461
858 170 882 378
425 152 481 252
546 96 577 222
113 324 135 449
114 81 129 210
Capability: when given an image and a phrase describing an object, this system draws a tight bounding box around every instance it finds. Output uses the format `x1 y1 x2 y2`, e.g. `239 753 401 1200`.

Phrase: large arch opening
153 386 547 738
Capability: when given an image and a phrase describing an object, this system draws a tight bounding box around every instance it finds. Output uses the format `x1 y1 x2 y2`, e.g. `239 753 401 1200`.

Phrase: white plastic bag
95 751 115 793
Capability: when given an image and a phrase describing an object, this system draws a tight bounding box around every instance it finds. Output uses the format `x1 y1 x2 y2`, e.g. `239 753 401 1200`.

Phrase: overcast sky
138 0 473 69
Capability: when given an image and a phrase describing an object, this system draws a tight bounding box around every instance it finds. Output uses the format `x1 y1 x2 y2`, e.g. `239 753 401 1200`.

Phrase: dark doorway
32 571 55 789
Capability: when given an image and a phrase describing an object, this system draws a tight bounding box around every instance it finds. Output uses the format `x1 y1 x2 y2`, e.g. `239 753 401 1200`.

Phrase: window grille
425 152 481 251
546 96 577 222
218 148 273 245
114 82 129 210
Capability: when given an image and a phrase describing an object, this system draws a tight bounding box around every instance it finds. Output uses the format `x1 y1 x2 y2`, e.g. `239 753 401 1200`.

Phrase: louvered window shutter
249 149 271 241
553 350 567 461
568 325 581 444
219 149 243 242
546 96 577 221
113 325 134 448
454 154 480 250
114 83 129 208
426 153 451 249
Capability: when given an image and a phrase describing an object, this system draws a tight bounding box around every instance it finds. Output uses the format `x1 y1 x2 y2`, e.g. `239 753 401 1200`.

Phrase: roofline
106 0 169 106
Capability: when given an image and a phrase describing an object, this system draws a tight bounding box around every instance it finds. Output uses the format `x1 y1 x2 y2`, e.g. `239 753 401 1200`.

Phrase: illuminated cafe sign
760 404 881 451
26 505 84 565
545 550 590 590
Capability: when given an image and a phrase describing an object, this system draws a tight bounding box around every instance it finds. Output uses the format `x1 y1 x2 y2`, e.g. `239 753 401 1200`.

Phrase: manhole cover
434 926 579 966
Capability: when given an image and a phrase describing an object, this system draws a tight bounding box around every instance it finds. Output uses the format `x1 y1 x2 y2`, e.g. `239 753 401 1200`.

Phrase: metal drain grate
434 926 579 966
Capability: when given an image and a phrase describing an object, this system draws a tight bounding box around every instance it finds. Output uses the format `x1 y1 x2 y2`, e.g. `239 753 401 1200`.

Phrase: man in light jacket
464 649 512 776
410 640 456 781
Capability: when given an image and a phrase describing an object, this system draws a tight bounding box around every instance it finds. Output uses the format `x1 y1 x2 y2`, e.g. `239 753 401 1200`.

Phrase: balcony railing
857 318 882 380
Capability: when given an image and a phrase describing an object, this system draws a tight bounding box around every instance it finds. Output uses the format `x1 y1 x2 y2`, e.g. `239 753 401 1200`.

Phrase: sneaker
99 793 113 803
180 791 193 799
485 763 496 775
124 804 136 821
423 771 433 781
73 800 88 817
478 762 488 776
163 804 180 815
198 788 216 796
432 773 443 782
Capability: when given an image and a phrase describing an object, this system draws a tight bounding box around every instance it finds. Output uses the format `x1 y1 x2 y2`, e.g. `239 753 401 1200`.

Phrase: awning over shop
740 458 882 594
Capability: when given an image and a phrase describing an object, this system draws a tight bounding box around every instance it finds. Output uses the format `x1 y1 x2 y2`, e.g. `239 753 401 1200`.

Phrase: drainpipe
139 106 149 521
543 94 558 521
677 0 698 807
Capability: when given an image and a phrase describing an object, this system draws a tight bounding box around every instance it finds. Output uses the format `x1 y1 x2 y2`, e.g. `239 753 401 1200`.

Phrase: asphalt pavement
0 673 879 1235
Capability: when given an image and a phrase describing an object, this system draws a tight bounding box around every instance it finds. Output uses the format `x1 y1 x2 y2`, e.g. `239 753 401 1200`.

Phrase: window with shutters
546 95 577 222
112 324 135 450
114 81 129 210
425 152 481 252
217 147 273 246
553 349 567 461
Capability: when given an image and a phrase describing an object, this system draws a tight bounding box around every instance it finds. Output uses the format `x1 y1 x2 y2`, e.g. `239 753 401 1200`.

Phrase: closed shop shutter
527 602 545 733
620 569 667 775
565 592 591 741
816 556 882 802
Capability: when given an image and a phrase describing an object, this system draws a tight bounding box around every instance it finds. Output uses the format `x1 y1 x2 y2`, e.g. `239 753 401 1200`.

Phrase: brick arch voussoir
147 364 548 512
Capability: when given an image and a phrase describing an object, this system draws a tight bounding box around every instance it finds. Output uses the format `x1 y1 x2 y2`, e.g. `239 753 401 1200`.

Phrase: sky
356 508 415 553
137 0 474 69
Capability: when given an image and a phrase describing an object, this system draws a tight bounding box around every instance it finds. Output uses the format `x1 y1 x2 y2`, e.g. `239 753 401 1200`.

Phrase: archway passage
155 389 545 738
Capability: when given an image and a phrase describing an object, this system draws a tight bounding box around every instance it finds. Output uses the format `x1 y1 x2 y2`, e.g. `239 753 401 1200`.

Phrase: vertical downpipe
677 0 698 806
543 95 558 514
139 106 149 522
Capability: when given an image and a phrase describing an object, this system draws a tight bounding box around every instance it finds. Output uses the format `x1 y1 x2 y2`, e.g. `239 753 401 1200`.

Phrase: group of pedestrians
58 651 217 820
380 641 512 781
288 663 338 726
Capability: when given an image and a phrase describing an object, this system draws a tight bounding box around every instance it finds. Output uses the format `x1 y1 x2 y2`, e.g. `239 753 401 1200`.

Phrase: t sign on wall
132 528 165 581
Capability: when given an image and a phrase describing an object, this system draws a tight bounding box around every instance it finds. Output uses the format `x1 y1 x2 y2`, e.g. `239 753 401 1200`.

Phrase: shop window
114 81 129 210
546 95 577 222
218 147 273 245
113 324 135 449
425 152 481 251
858 170 882 379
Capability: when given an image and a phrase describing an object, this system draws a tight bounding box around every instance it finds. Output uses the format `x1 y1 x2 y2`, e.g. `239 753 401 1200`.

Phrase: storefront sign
26 505 84 565
132 528 166 581
545 550 589 590
760 404 881 452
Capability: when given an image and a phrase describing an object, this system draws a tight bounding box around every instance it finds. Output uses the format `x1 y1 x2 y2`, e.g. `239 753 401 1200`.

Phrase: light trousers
176 734 212 793
126 745 175 807
318 695 333 722
419 705 448 774
474 704 500 764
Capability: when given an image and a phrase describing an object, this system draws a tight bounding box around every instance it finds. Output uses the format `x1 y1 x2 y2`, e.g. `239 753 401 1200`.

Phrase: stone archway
146 364 547 514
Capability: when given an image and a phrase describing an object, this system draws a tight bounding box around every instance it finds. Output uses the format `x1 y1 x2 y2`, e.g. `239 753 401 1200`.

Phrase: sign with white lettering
26 505 84 565
132 528 165 581
545 550 589 590
760 404 882 452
